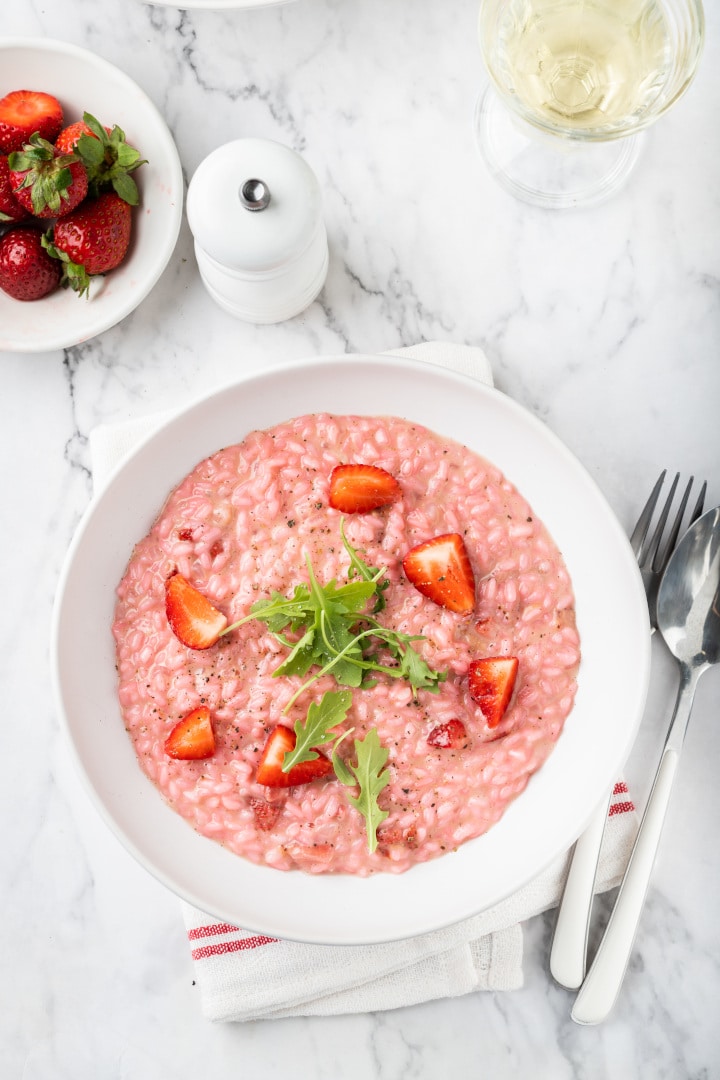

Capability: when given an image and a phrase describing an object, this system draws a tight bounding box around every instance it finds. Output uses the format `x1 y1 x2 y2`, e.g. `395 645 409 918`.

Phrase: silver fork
549 471 706 991
630 471 707 631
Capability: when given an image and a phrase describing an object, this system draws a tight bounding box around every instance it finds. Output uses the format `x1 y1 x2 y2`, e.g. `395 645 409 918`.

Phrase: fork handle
550 792 612 989
571 666 699 1025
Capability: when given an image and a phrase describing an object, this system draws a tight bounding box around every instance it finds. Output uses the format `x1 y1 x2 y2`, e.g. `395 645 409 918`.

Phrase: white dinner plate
51 355 651 944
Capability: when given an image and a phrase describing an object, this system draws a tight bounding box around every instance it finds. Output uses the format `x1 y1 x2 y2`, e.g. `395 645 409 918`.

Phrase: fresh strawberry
426 718 469 749
0 225 62 301
8 134 88 218
328 464 400 513
248 797 283 831
164 706 216 760
42 192 132 297
402 532 475 613
0 90 63 154
467 656 519 728
164 571 228 650
57 112 146 205
256 725 333 788
54 119 100 155
0 155 29 222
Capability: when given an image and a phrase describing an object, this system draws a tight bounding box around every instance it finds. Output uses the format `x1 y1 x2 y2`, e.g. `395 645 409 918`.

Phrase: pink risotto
112 413 580 876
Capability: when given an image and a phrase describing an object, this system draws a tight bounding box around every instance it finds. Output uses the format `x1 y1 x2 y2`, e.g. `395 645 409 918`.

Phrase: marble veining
2 0 719 1076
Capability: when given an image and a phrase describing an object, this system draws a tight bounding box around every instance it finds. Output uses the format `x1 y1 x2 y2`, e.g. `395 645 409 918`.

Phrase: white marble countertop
2 0 719 1076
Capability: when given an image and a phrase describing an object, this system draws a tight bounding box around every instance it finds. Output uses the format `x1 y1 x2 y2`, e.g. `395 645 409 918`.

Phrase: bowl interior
0 38 183 352
52 355 650 944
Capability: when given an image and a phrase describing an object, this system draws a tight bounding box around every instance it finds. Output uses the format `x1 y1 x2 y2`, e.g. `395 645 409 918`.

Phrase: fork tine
689 481 707 526
629 470 666 557
655 475 694 572
645 472 680 567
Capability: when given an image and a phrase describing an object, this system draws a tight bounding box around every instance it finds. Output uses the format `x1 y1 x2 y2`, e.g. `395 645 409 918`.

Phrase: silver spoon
572 505 720 1025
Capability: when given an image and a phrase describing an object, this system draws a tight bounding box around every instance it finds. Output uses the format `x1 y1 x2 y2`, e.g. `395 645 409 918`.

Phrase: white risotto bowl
0 38 183 353
51 356 650 944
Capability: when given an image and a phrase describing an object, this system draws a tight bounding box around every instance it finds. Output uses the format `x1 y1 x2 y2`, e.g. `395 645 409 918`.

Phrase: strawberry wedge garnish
468 657 519 728
426 718 469 749
402 532 475 613
164 706 215 760
249 797 283 831
165 571 228 649
256 725 333 788
328 463 400 513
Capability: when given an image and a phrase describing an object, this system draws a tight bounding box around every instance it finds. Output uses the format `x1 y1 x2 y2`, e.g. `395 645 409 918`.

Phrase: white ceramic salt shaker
186 138 328 324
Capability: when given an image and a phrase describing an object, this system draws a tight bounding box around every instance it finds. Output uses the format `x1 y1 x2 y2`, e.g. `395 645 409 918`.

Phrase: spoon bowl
658 505 720 669
573 504 720 1024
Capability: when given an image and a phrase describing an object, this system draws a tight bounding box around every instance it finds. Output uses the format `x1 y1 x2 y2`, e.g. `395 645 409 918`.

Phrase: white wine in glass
476 0 705 207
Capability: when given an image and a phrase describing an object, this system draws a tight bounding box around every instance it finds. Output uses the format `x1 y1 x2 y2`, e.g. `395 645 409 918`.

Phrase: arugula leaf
271 627 317 679
334 728 390 853
340 519 389 613
225 531 446 708
330 728 357 786
282 690 353 771
250 585 315 632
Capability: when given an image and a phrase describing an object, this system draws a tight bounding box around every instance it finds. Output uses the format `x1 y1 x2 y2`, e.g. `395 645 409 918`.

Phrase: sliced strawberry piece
256 725 333 788
377 823 418 851
0 90 63 154
164 706 215 760
426 718 469 749
328 463 400 513
249 797 283 831
468 656 519 728
402 532 475 613
165 571 228 649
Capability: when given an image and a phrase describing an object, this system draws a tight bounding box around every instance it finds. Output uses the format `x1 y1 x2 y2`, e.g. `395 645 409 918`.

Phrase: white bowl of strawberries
0 38 183 352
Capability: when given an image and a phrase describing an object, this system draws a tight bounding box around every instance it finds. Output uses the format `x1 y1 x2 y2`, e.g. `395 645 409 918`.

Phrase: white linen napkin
89 341 636 1022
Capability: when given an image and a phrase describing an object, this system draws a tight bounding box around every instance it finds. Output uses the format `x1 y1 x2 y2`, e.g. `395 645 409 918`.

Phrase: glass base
474 87 644 209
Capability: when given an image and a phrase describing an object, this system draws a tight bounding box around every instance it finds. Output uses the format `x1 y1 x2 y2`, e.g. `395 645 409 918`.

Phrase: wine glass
475 0 705 208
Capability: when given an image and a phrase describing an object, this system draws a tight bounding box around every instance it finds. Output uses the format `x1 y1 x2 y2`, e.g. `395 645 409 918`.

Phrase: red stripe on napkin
609 780 635 816
188 922 240 940
190 931 277 961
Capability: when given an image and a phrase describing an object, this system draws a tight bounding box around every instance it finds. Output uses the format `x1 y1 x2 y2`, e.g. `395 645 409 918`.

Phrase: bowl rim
0 36 184 353
135 0 293 9
50 354 652 944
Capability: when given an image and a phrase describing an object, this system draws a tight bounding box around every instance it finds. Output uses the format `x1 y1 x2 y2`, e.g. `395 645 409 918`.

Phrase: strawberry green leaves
74 112 147 205
333 728 390 853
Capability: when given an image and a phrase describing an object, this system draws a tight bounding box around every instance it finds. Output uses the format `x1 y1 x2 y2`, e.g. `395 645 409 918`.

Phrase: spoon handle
571 665 700 1025
550 791 612 989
